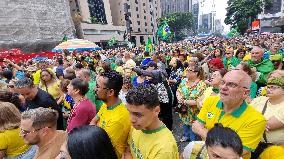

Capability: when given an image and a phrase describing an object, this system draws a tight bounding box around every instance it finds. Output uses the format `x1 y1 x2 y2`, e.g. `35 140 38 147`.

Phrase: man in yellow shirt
192 70 266 159
90 71 131 159
122 85 179 159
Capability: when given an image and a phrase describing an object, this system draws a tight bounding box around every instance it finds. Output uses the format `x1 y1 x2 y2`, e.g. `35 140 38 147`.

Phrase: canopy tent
52 39 102 53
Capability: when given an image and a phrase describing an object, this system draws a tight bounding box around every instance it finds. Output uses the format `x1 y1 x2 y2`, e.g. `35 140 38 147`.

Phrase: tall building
192 0 199 31
122 0 161 46
258 0 284 32
69 0 125 45
198 0 217 33
160 0 192 16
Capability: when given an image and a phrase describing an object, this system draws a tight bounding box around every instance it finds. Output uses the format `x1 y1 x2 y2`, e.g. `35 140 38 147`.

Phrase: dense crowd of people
0 33 283 159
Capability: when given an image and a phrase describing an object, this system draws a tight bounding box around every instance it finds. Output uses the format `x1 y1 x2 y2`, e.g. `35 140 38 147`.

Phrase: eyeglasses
220 80 247 89
186 69 198 72
267 85 282 90
19 127 47 137
7 85 14 88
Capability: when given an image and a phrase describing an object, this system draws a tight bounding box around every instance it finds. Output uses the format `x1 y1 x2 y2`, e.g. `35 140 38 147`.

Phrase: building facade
198 0 218 33
69 0 126 45
122 0 161 46
192 0 199 31
160 0 192 16
69 0 161 46
258 0 284 32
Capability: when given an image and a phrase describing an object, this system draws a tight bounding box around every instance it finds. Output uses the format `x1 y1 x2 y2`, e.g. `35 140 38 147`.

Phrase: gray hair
21 107 58 129
80 69 91 77
14 78 34 89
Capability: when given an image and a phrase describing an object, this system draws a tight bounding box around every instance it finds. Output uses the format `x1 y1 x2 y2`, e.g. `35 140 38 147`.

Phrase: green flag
62 35 68 42
227 28 239 38
107 37 118 46
156 21 171 41
145 37 153 53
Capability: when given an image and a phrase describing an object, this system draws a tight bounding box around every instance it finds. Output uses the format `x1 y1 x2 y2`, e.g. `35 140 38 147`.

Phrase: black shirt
25 88 64 130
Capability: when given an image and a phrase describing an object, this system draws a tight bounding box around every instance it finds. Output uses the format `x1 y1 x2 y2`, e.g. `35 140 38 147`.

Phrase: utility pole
150 0 157 45
124 3 132 42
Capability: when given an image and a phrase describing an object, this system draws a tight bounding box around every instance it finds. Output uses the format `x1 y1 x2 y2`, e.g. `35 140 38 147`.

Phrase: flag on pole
62 35 68 42
145 37 153 53
227 28 239 38
107 37 118 46
156 21 171 41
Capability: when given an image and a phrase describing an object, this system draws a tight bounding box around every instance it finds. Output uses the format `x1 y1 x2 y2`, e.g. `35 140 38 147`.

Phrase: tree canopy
158 12 194 41
224 0 272 34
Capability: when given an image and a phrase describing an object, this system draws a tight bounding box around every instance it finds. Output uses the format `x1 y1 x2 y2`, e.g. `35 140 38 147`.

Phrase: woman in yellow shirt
0 102 36 159
39 69 61 100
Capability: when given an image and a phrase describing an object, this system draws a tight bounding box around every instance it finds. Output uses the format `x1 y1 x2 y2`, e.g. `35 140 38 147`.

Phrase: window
144 16 146 20
145 22 147 26
135 0 138 4
137 21 140 25
143 3 145 6
140 36 144 44
137 14 139 18
145 29 148 32
136 7 138 11
138 28 141 32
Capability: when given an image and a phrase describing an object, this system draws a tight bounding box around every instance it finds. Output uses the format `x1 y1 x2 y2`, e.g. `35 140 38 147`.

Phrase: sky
215 0 230 33
199 0 230 33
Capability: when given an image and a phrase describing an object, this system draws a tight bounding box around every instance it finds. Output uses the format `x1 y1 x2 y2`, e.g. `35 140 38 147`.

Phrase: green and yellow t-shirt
97 100 131 159
128 125 179 159
197 96 266 159
0 128 31 157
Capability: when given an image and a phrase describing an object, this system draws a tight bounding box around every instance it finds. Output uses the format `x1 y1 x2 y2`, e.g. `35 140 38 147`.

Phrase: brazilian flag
145 37 153 53
62 35 68 42
156 21 171 41
107 37 118 46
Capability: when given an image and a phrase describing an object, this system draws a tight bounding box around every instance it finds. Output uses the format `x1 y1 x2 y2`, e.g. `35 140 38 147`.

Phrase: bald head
252 46 264 54
224 70 252 88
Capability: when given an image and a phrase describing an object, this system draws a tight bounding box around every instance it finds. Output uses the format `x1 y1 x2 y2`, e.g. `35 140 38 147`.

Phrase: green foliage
90 16 98 24
157 12 194 41
224 0 272 34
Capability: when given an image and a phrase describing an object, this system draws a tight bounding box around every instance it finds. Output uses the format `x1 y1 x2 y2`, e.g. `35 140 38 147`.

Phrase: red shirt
67 99 96 133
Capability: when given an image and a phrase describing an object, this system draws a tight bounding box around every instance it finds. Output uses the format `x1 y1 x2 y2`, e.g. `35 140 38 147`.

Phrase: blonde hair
0 102 21 132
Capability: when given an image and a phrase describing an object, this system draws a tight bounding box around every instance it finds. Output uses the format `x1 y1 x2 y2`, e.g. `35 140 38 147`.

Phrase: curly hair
126 84 159 109
0 91 22 109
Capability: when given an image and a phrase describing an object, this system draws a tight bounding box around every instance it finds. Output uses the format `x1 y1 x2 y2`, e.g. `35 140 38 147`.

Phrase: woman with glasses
250 77 284 158
176 65 207 142
0 102 36 159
